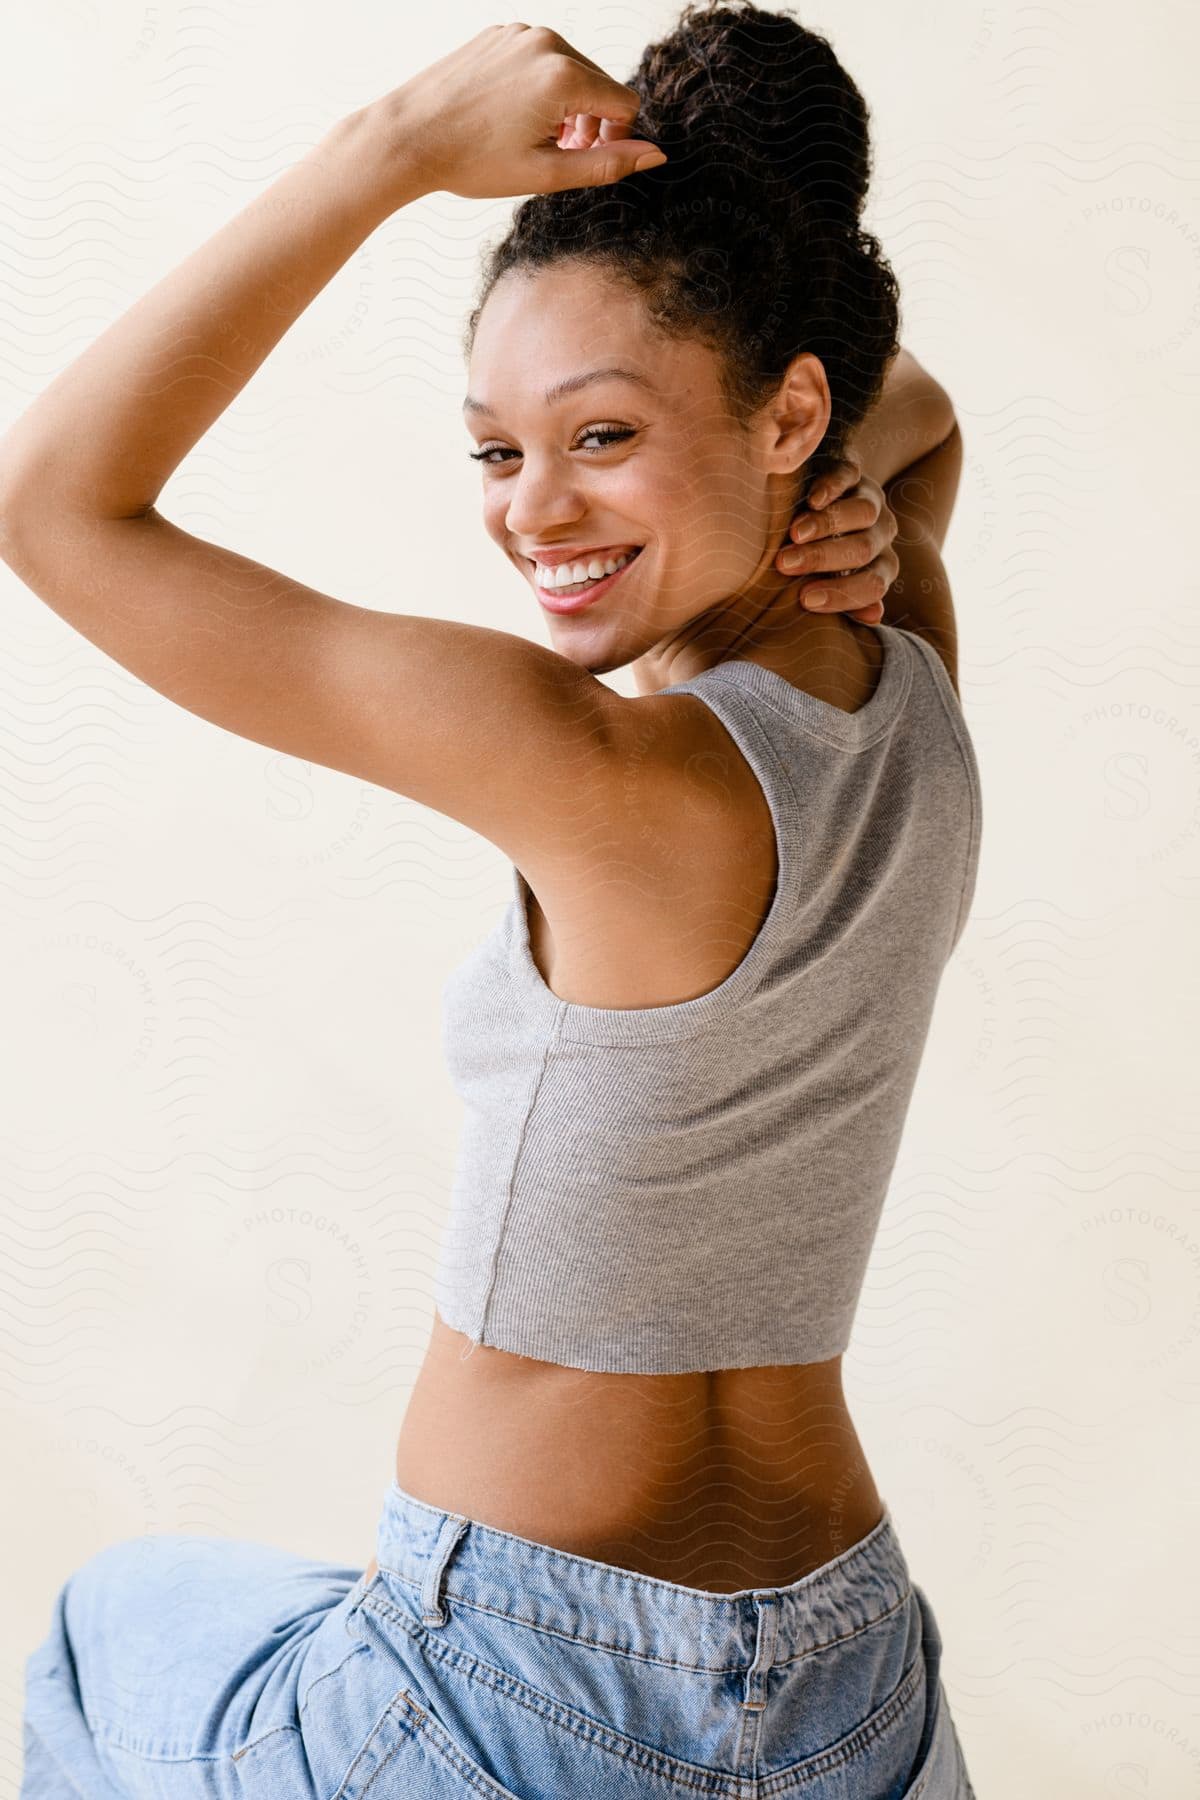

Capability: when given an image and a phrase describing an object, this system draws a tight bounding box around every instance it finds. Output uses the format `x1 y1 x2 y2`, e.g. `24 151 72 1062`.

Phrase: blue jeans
22 1477 977 1797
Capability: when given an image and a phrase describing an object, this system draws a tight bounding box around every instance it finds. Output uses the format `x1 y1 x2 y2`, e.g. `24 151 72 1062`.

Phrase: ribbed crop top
433 624 982 1375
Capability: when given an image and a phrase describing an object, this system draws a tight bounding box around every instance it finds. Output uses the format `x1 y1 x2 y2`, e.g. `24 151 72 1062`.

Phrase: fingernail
805 590 828 608
634 152 667 172
791 518 817 541
809 485 828 507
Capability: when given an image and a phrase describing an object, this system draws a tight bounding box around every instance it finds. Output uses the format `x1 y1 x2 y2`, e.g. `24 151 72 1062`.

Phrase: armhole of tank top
900 629 982 952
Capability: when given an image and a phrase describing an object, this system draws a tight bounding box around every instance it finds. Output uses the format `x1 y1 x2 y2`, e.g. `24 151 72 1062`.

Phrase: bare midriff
363 617 892 1597
380 1314 884 1594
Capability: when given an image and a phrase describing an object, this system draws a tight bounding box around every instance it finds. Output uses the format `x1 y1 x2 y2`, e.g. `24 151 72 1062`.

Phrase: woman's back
394 614 980 1592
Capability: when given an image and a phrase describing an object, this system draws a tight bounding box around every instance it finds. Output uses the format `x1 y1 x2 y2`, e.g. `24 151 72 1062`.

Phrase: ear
762 351 831 476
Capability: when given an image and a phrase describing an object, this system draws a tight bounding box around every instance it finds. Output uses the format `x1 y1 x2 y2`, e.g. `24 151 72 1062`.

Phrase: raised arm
846 350 964 694
0 70 656 892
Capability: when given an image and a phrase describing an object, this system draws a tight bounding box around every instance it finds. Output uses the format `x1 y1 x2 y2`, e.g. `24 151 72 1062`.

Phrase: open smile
531 545 644 614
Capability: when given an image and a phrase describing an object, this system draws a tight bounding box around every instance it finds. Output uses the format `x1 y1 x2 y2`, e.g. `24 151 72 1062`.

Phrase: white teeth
536 549 637 588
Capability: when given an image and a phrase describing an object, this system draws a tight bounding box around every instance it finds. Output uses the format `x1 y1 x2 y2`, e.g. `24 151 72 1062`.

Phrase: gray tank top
434 624 982 1374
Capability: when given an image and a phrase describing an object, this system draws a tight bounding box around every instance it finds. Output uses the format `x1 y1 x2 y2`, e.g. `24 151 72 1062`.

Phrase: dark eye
575 426 637 455
467 426 637 466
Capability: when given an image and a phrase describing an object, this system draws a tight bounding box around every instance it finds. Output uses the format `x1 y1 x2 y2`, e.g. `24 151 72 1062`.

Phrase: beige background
2 2 1198 1795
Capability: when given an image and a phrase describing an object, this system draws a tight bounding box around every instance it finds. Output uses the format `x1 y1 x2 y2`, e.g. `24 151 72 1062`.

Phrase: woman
11 6 980 1797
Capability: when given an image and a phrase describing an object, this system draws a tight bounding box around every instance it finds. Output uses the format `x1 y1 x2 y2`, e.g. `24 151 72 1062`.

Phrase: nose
502 459 587 543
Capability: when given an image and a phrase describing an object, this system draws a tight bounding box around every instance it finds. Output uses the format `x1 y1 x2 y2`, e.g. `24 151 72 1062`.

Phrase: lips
534 545 643 613
524 544 643 571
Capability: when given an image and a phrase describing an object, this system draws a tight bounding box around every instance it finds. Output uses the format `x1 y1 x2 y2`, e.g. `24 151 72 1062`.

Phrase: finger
551 36 641 99
806 460 862 510
560 112 602 149
840 598 886 624
516 25 643 122
534 50 665 182
561 114 632 148
794 561 892 615
787 493 879 545
777 543 870 584
780 518 881 579
540 139 667 187
548 51 644 126
777 529 882 579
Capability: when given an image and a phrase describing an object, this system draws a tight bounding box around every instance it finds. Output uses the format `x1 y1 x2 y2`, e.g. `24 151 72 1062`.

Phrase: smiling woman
12 5 979 1799
457 269 874 688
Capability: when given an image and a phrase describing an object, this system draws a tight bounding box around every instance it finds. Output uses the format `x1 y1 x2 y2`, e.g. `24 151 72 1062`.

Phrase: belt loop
740 1593 780 1711
420 1514 470 1628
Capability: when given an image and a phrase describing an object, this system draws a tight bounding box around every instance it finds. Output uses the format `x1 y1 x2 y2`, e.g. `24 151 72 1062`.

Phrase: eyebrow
462 365 658 419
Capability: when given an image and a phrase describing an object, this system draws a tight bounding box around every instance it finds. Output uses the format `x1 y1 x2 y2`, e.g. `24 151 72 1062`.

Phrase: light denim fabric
22 1477 977 1798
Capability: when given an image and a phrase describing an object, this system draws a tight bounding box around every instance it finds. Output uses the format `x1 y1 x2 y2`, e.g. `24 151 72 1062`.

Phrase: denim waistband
375 1480 913 1677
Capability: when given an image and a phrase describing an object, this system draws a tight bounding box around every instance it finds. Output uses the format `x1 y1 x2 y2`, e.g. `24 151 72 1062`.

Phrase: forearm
0 107 416 520
844 348 957 493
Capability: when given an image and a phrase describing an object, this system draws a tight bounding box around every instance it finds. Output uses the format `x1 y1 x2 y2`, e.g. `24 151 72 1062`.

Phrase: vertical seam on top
474 1000 567 1347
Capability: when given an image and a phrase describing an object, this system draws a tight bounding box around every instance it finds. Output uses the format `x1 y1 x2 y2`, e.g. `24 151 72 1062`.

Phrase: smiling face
463 261 832 689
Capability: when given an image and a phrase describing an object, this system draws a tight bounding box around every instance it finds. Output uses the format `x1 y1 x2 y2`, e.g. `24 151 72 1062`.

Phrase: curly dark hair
462 0 902 501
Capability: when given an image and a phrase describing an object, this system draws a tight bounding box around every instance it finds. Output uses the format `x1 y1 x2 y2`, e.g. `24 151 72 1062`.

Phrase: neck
633 564 844 697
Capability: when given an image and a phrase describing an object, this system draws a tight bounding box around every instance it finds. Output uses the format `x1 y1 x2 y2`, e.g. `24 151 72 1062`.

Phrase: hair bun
631 0 871 237
465 0 900 474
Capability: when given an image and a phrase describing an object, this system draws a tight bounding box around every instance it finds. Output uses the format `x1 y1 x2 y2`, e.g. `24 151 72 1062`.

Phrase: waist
394 1311 886 1594
371 1475 911 1657
356 1474 931 1799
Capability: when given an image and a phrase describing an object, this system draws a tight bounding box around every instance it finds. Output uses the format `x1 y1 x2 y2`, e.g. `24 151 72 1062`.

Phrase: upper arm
882 421 964 698
842 352 963 695
0 500 631 876
849 350 957 491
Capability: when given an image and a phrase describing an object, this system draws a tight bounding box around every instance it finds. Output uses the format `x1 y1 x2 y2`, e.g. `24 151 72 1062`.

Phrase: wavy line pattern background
1 2 1198 1796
